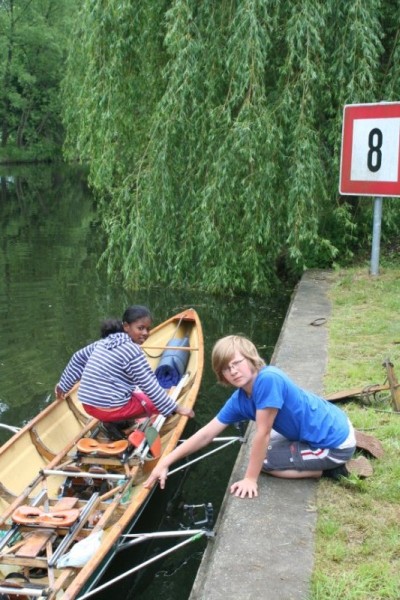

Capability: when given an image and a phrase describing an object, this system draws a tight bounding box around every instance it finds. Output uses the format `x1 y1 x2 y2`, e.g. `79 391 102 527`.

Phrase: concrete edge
189 269 333 600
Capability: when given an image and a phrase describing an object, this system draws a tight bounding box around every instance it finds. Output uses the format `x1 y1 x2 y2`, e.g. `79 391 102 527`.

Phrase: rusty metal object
325 359 400 412
324 383 389 403
382 358 400 412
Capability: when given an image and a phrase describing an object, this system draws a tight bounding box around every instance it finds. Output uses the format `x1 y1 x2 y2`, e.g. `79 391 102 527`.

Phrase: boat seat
76 438 129 456
12 506 80 528
15 529 55 558
6 498 79 559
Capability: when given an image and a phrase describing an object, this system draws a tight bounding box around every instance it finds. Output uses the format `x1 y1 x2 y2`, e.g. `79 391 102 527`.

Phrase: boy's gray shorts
262 435 356 472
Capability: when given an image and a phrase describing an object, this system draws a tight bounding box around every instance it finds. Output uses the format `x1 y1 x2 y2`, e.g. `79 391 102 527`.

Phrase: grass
310 259 400 600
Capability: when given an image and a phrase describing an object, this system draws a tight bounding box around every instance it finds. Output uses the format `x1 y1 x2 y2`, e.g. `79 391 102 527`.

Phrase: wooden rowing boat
0 308 204 599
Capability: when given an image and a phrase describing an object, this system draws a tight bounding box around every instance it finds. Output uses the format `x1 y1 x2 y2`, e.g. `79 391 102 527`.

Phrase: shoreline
189 269 333 600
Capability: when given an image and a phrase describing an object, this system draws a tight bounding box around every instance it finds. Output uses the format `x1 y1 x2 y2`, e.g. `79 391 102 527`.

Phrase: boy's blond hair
211 335 266 385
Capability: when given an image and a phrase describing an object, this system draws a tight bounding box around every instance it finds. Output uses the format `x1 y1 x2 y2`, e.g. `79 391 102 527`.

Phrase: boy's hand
230 477 258 499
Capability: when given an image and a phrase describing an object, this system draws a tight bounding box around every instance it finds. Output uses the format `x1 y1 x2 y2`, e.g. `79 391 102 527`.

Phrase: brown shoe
346 456 373 478
355 430 384 459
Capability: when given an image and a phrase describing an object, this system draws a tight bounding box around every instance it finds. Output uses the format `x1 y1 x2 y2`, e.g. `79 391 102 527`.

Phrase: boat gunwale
63 308 204 599
0 308 204 600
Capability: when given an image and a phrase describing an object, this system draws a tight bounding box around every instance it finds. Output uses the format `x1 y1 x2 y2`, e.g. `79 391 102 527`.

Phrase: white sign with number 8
351 118 400 182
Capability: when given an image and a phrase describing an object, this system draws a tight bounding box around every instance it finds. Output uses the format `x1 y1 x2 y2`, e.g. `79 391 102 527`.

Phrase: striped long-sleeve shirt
57 333 177 416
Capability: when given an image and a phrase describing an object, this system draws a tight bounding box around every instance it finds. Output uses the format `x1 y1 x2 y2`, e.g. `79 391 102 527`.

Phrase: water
0 163 291 598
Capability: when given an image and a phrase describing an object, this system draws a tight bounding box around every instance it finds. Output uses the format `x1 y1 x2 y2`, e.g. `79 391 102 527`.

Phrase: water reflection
0 165 98 428
0 163 291 598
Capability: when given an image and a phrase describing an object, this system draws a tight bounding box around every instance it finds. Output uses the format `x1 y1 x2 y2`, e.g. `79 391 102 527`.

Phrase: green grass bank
312 260 400 600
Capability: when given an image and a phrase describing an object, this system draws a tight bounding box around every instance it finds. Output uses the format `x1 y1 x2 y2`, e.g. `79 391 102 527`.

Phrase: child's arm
230 407 278 498
56 343 97 397
144 418 227 489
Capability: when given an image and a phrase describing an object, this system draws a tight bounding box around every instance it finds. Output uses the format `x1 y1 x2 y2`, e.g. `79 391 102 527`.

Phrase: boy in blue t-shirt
145 335 356 499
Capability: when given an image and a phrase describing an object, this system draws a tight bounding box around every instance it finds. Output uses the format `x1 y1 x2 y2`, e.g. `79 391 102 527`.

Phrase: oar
130 372 190 461
78 529 208 600
127 415 154 450
128 421 160 458
0 423 20 434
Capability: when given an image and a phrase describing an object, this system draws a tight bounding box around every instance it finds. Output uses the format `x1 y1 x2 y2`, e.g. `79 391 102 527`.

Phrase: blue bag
155 337 190 388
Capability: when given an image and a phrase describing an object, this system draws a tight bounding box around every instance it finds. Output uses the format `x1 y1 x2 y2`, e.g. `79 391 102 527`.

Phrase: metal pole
0 423 20 433
78 531 206 599
370 196 382 276
0 586 44 598
169 437 241 476
42 469 123 481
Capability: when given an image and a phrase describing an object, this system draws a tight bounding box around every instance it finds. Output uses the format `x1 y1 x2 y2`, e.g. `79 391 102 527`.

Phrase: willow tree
62 0 400 295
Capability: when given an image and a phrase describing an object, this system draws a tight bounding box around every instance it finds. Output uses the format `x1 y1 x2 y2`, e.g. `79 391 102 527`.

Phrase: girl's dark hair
122 305 152 324
100 318 123 338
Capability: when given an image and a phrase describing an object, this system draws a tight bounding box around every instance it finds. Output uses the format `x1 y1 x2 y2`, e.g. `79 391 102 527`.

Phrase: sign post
339 102 400 275
370 196 382 275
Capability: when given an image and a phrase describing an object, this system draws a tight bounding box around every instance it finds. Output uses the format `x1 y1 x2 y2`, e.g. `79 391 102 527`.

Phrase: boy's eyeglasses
222 358 246 375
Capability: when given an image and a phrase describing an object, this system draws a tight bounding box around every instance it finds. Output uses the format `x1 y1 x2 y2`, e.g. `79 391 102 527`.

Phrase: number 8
367 128 382 172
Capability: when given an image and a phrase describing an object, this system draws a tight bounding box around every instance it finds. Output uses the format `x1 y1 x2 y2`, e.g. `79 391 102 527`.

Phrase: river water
0 164 291 599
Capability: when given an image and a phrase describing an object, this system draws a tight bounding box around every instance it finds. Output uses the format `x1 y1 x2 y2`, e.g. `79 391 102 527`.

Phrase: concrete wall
189 270 333 600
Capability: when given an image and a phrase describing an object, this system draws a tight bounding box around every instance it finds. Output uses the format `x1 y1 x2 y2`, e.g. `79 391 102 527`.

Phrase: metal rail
169 435 243 476
42 469 123 481
79 529 212 600
0 585 45 597
48 492 100 567
0 423 20 433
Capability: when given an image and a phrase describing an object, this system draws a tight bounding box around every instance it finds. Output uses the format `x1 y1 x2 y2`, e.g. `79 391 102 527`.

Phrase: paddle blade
128 429 146 447
145 426 161 458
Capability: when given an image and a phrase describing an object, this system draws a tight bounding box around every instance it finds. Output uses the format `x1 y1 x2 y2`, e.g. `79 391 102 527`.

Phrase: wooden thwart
143 345 198 351
16 530 55 558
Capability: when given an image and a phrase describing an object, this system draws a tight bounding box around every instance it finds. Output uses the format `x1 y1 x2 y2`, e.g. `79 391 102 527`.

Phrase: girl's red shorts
82 391 159 422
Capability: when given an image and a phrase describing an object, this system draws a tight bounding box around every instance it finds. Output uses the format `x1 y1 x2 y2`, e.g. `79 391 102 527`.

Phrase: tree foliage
62 0 400 295
0 0 77 160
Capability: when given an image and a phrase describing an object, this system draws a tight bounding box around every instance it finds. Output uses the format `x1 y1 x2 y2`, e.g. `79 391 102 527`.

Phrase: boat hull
0 308 203 599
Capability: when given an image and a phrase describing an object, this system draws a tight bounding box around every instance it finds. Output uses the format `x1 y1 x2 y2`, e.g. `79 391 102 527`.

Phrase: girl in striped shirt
55 306 194 423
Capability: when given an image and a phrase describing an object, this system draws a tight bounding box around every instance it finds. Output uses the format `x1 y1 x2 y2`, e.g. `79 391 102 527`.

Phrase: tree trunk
16 108 30 148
